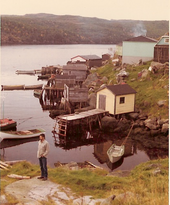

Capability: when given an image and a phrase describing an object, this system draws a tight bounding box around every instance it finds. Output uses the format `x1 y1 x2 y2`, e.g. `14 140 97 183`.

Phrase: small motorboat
0 118 17 131
107 144 125 163
0 128 45 142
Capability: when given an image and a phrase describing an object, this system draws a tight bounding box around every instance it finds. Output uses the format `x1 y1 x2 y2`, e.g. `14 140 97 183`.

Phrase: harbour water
0 44 152 171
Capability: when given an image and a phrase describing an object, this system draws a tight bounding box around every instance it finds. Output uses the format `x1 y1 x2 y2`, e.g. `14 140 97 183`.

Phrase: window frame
119 96 125 104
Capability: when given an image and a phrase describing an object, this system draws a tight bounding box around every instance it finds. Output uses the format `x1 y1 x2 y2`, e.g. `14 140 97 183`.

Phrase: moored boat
0 118 17 131
15 70 35 75
1 85 25 91
107 144 125 163
0 128 45 142
25 84 43 90
33 89 42 97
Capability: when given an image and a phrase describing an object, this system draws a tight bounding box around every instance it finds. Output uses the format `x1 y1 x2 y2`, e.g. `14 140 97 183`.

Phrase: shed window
164 38 169 43
120 97 125 104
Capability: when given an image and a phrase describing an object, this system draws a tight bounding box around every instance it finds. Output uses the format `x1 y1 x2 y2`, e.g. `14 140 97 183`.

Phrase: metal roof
124 35 157 43
98 84 137 95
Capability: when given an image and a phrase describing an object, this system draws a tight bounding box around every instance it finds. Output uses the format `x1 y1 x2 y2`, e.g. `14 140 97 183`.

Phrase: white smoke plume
133 22 147 37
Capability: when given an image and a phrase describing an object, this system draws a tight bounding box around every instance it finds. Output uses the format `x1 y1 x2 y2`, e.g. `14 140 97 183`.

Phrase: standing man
37 133 49 181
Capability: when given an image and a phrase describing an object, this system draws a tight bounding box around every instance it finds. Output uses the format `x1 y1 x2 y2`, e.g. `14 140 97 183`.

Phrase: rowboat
33 89 42 97
1 85 25 91
0 118 17 131
0 128 45 142
15 70 35 75
24 84 43 90
107 144 125 163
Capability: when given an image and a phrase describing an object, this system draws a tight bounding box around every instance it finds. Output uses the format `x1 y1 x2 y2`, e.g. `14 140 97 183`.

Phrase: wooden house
62 64 88 82
96 84 136 115
64 84 88 103
154 35 169 63
47 75 76 89
122 35 157 64
70 55 102 68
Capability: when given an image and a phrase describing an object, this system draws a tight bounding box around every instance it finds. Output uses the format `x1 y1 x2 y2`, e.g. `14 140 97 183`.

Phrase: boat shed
62 64 88 82
154 35 169 63
70 55 102 68
96 84 137 115
122 35 157 64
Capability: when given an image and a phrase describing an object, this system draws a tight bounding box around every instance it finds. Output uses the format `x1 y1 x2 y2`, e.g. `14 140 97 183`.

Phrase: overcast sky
0 0 169 21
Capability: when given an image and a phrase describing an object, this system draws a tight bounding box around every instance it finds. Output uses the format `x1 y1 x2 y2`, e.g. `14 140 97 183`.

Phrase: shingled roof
99 84 137 95
124 35 157 43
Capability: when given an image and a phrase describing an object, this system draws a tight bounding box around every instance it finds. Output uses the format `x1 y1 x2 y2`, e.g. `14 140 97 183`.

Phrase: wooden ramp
54 109 108 137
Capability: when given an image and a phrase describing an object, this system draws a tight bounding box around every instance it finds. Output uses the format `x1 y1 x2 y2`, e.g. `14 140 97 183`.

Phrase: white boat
15 70 35 75
0 129 45 142
107 144 125 163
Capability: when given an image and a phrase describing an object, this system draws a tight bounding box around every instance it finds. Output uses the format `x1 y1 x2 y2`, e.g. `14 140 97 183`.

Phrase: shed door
99 94 106 110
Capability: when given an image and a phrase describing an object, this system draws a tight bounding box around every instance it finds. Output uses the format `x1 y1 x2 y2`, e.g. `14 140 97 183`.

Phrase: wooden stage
57 109 108 121
53 109 109 138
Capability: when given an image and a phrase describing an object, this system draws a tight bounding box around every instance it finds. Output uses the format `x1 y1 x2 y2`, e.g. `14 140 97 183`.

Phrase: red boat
0 119 17 131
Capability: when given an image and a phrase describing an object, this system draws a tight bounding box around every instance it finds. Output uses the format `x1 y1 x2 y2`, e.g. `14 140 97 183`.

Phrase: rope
121 122 134 146
17 117 33 126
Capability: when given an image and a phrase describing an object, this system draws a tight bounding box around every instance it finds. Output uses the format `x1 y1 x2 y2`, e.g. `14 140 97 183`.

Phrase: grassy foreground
0 158 168 205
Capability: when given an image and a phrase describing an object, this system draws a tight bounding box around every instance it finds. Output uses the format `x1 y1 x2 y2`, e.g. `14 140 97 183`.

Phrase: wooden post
98 115 102 129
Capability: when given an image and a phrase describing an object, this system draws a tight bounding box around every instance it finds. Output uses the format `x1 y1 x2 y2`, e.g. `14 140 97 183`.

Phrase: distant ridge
1 13 169 45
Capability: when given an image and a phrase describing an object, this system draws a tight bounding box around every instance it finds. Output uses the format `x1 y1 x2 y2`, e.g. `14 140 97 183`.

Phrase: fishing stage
53 109 109 143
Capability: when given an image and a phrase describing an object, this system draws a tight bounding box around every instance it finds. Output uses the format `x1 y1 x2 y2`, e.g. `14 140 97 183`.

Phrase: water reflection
53 130 138 170
0 137 39 149
53 130 107 150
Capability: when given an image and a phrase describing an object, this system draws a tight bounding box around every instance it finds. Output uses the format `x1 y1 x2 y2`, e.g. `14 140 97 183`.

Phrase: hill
1 13 169 45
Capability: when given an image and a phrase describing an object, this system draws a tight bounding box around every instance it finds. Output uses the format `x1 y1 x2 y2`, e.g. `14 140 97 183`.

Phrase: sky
0 0 169 21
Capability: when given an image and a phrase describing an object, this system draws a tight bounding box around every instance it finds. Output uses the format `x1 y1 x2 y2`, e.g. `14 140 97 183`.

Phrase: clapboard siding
64 84 88 102
115 94 135 114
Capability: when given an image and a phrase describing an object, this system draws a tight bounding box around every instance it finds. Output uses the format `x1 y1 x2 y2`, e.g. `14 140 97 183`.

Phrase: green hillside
1 13 169 45
93 61 169 118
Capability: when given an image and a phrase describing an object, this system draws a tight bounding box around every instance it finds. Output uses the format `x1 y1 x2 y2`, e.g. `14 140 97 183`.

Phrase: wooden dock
53 109 109 139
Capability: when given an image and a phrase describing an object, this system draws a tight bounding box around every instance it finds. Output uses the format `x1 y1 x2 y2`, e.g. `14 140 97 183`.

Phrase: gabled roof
98 84 137 95
156 35 169 46
124 35 157 43
71 55 101 60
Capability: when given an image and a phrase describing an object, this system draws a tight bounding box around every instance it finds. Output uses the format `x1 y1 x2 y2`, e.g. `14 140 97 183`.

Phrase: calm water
0 45 150 171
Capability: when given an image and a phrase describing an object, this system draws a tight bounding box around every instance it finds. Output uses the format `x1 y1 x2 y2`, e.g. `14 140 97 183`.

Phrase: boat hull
107 144 125 163
0 119 17 131
0 129 45 142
